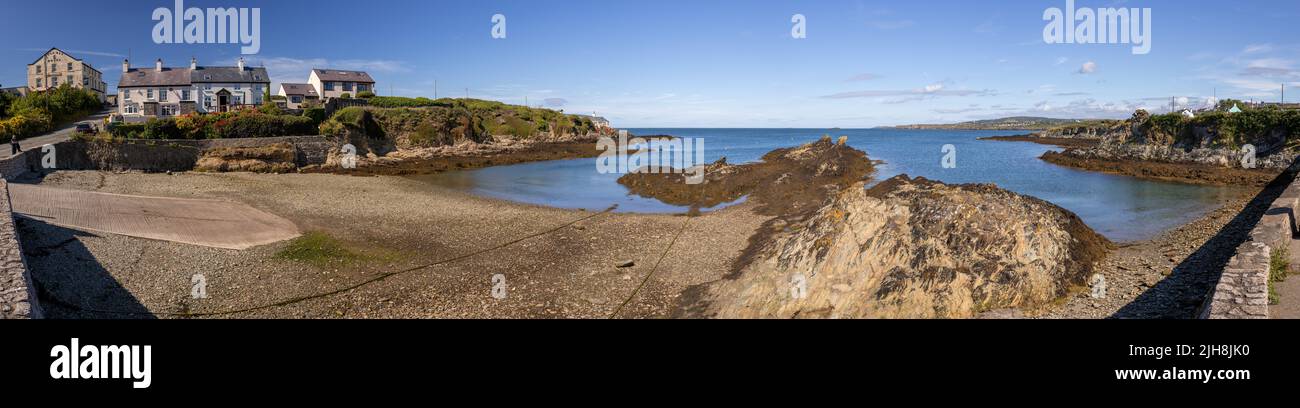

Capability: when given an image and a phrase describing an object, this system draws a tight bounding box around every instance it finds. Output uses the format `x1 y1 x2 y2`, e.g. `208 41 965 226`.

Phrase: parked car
75 123 94 134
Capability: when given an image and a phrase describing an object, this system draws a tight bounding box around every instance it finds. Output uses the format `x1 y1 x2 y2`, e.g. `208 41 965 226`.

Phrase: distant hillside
893 117 1100 131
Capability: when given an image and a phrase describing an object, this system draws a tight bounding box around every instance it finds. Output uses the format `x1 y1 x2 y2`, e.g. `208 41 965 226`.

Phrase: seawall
0 135 335 180
0 180 41 319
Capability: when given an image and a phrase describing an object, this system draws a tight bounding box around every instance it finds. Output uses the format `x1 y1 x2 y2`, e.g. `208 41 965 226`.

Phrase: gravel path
21 171 768 318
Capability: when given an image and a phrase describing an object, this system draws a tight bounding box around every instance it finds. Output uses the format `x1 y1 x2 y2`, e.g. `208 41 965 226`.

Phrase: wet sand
21 170 767 318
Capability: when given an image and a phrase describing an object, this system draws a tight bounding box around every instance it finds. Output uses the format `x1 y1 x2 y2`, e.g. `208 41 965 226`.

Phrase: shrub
368 96 441 108
6 84 100 123
339 93 352 99
301 107 327 126
212 110 316 139
140 117 183 139
109 122 147 139
0 110 53 142
355 91 375 99
258 102 284 115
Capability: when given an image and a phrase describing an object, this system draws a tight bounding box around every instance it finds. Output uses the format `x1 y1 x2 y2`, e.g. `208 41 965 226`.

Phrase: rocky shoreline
1040 145 1284 187
979 134 1099 148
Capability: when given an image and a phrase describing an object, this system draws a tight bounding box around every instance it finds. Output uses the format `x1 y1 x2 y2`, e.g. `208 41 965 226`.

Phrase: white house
307 69 375 100
117 57 270 117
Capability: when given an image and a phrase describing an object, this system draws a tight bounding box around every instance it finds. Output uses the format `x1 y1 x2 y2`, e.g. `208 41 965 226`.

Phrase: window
83 78 89 86
357 84 370 92
234 84 241 90
205 84 212 90
50 64 56 72
125 105 137 114
67 62 73 70
51 77 58 86
35 79 41 87
161 105 176 116
324 82 335 91
147 89 153 99
204 96 211 107
67 75 74 84
160 88 168 102
291 96 302 103
123 90 131 101
182 90 191 101
35 66 41 74
343 82 354 91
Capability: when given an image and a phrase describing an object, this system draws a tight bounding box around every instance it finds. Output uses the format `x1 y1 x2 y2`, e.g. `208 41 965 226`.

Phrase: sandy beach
20 170 768 318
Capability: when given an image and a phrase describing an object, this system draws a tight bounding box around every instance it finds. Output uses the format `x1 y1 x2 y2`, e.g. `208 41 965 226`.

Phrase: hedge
111 109 319 140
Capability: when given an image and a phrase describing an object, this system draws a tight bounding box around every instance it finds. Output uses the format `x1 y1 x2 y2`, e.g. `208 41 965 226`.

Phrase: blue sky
2 0 1297 127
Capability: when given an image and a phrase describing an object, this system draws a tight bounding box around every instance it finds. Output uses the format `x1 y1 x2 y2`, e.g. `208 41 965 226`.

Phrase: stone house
26 48 108 102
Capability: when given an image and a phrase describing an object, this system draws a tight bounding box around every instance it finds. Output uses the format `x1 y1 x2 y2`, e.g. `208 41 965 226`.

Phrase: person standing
9 136 20 155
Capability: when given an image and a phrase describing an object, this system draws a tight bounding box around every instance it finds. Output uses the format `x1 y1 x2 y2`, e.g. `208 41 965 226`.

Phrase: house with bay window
117 57 271 118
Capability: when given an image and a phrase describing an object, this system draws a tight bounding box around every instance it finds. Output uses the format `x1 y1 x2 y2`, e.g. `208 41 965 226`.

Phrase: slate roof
118 68 193 87
279 83 319 97
192 66 270 83
311 69 375 83
118 66 271 88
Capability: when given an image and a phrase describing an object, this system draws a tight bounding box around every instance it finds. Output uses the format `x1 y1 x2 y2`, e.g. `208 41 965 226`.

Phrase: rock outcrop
195 143 298 173
618 136 874 215
679 175 1111 319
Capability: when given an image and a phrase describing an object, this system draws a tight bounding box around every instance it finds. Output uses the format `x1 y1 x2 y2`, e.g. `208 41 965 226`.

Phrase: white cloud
1078 61 1098 74
1243 44 1273 54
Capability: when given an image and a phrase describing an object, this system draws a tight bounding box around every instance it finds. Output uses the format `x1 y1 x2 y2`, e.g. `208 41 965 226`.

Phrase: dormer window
204 74 211 80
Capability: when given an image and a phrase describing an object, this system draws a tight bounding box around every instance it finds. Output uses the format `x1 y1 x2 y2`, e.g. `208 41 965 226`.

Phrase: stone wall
1200 168 1300 318
0 136 335 180
0 180 41 319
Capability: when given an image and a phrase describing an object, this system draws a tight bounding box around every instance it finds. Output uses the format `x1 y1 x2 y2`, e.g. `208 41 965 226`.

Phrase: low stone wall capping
0 180 41 319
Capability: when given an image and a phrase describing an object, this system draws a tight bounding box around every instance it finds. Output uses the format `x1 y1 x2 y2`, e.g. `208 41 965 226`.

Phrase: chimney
155 58 163 72
190 57 197 70
122 59 129 73
237 57 245 71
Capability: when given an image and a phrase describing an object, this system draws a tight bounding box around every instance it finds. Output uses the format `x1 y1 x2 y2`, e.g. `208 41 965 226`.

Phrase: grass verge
1269 247 1290 305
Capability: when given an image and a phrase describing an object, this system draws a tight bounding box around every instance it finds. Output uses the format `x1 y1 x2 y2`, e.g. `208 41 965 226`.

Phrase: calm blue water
415 128 1250 242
